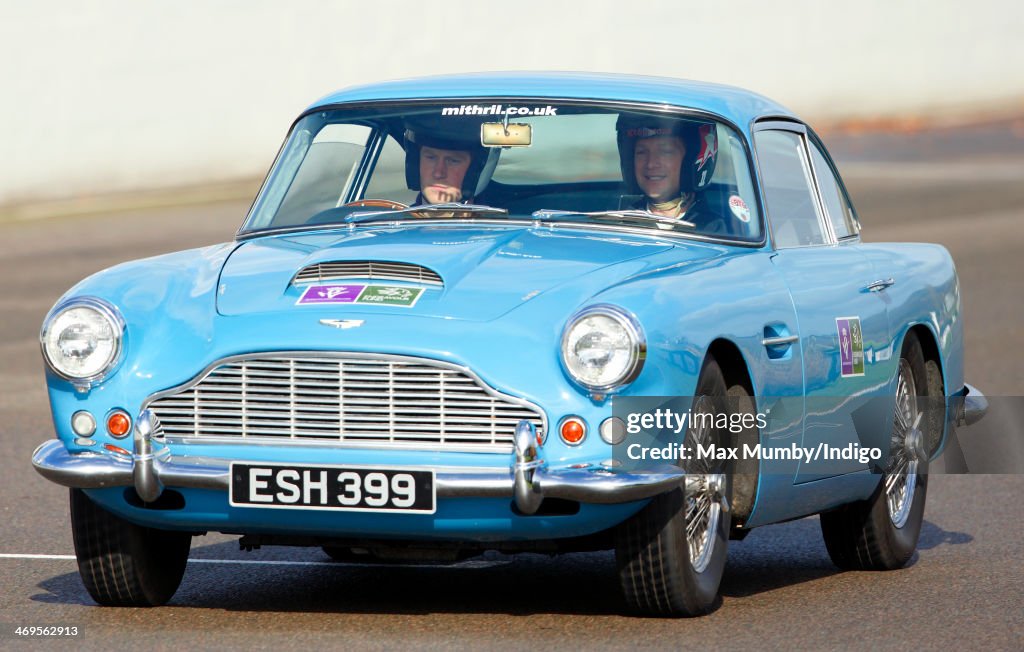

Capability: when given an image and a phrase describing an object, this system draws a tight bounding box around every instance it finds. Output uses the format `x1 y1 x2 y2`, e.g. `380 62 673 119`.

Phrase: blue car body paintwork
42 73 965 541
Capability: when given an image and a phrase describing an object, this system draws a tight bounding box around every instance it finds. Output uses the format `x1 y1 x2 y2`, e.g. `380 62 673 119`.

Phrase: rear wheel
614 358 735 616
819 332 931 569
70 489 191 606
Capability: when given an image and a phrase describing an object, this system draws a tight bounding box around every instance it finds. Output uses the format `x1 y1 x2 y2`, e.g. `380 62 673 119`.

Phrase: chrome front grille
293 261 443 286
146 353 544 451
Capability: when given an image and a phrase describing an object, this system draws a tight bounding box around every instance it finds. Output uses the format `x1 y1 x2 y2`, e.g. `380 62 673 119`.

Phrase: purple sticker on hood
296 284 366 305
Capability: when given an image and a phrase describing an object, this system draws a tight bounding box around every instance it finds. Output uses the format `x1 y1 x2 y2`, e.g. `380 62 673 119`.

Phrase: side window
754 130 826 248
364 134 418 204
809 140 859 239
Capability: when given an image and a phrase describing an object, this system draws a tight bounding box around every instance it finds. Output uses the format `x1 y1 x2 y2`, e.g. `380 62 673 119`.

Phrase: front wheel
819 332 931 569
70 489 191 606
614 358 735 616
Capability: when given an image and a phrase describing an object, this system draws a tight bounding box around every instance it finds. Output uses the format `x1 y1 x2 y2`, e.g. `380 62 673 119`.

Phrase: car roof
306 72 799 128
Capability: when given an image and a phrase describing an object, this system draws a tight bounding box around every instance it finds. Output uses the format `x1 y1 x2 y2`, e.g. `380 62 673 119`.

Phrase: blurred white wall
1 0 1021 205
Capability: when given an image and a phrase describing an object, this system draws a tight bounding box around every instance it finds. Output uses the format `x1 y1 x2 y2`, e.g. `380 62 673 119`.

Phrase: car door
753 123 894 481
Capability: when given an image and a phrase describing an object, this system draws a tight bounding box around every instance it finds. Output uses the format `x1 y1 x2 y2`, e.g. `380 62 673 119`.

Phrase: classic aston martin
32 73 987 615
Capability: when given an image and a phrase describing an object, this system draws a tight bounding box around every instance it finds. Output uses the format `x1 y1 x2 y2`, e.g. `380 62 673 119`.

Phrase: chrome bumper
32 416 684 515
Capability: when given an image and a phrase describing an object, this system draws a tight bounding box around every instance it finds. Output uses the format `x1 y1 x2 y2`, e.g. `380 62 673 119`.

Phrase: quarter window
754 130 826 248
809 140 859 239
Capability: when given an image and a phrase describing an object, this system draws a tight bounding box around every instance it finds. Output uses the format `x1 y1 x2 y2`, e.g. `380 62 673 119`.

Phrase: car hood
216 225 682 321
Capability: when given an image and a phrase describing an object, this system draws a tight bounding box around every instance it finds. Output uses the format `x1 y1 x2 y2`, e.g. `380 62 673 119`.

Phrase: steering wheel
342 199 409 210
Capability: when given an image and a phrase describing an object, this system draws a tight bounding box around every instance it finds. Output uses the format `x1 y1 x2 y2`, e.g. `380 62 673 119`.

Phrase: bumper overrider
955 383 988 428
32 411 687 515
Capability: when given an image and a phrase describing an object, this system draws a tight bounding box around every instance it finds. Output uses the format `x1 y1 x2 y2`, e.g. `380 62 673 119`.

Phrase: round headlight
41 298 124 383
561 305 645 392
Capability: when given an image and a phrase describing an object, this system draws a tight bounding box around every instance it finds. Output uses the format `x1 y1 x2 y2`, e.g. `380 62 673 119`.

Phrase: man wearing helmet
616 116 720 226
404 115 500 206
418 146 473 204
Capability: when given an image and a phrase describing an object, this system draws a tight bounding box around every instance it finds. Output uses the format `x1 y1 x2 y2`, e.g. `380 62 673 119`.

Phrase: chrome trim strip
161 435 513 455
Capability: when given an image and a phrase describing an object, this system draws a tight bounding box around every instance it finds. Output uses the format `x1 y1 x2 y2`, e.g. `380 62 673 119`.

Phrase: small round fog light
559 417 587 446
71 410 96 437
599 417 627 445
107 410 131 438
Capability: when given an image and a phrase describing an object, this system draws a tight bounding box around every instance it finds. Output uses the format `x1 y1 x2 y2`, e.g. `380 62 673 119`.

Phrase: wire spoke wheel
887 359 921 528
819 331 932 570
683 395 724 573
614 357 736 616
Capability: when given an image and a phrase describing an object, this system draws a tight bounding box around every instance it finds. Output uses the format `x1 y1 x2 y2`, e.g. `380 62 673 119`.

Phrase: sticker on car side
728 195 751 223
836 316 865 377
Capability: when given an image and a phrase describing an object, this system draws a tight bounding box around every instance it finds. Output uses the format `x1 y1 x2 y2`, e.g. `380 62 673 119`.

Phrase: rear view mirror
481 122 532 147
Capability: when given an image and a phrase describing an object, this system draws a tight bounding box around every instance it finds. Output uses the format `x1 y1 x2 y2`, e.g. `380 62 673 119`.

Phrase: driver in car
404 116 500 205
615 116 720 227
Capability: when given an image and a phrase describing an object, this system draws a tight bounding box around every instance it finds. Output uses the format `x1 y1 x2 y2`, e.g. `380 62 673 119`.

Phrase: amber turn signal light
107 411 131 438
559 417 586 445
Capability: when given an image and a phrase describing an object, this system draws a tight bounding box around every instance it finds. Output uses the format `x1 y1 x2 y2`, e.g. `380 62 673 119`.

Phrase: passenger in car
615 116 723 230
404 117 500 205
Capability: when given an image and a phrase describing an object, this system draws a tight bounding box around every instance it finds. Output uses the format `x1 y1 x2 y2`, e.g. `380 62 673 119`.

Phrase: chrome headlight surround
560 304 646 397
40 297 125 392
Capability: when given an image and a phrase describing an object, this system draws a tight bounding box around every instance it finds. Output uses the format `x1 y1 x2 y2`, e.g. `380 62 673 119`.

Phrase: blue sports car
32 73 987 615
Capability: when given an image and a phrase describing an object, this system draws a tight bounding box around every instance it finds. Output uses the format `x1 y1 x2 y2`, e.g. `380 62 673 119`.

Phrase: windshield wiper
346 203 508 224
530 209 695 229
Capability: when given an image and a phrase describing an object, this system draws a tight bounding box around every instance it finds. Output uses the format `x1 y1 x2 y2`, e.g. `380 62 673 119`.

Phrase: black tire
614 357 735 616
70 489 191 606
819 331 931 570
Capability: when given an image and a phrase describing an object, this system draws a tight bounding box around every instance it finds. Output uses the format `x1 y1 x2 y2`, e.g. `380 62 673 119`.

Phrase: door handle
763 324 798 360
762 334 798 347
862 278 895 293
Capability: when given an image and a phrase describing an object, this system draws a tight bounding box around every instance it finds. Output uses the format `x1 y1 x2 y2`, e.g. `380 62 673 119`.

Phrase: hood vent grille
293 261 443 286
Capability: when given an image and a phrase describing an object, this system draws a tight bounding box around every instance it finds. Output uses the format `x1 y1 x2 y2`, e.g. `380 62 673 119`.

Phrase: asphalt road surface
1 122 1022 650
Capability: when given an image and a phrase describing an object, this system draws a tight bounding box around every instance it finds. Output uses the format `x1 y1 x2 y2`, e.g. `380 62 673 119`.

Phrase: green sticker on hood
355 285 424 308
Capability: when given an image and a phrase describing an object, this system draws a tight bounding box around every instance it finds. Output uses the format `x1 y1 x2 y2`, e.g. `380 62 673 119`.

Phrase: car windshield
242 101 762 242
